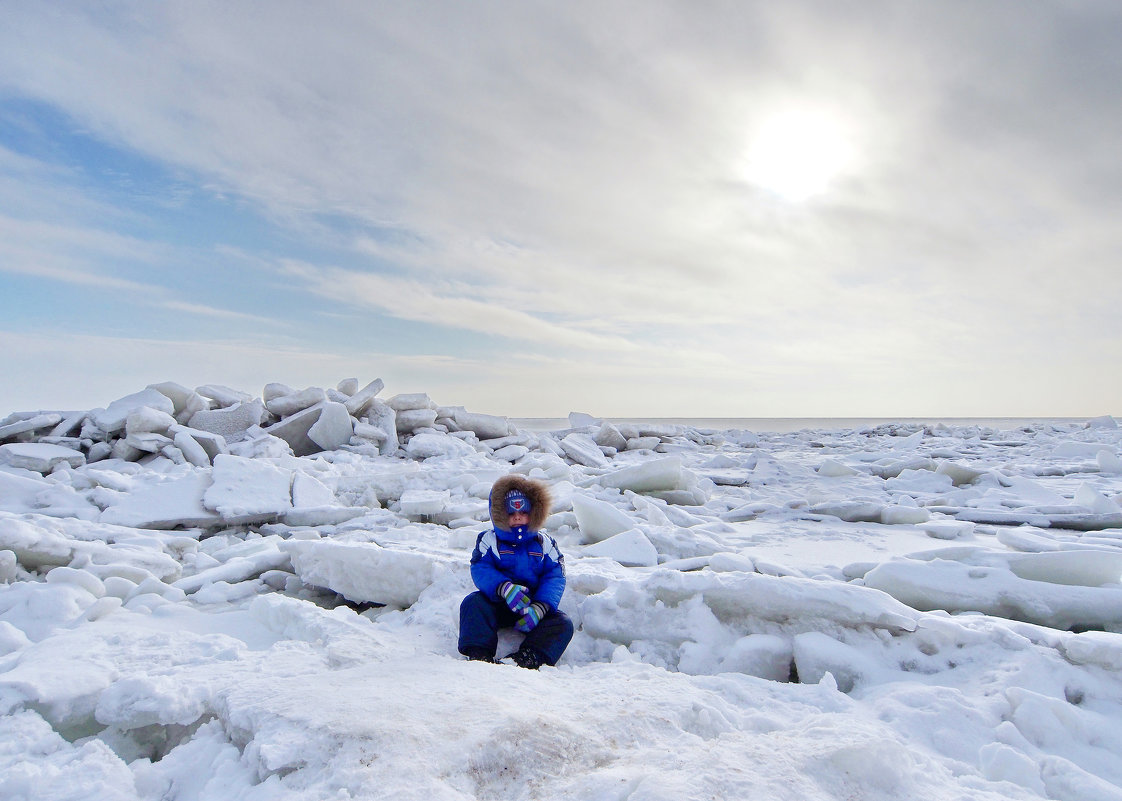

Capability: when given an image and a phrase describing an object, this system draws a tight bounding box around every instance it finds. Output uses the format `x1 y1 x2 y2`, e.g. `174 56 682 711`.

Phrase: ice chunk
568 412 600 428
125 431 172 454
283 539 456 607
187 399 265 443
793 631 883 693
364 399 398 456
263 382 295 402
998 475 1068 506
1052 441 1106 460
492 444 529 462
559 433 609 467
124 406 176 438
881 505 931 525
44 566 105 598
571 493 636 543
864 558 1122 628
0 549 18 583
170 429 220 467
809 500 885 523
266 386 328 416
352 422 388 444
817 459 859 477
1097 449 1122 473
264 403 324 456
307 401 354 451
173 540 290 595
89 388 176 434
386 393 434 412
228 427 292 459
0 516 179 579
282 506 367 526
1006 549 1122 587
196 384 253 407
920 520 975 540
0 471 98 519
99 472 222 530
593 423 628 452
396 408 438 433
291 472 335 508
0 443 85 473
399 489 450 517
453 409 510 440
0 516 75 569
405 432 475 459
582 528 658 566
0 413 64 442
344 378 385 416
718 634 792 681
935 461 986 486
1073 483 1121 515
1086 415 1118 429
601 456 685 493
336 377 359 395
148 381 209 424
873 456 937 479
203 455 293 520
1060 630 1122 670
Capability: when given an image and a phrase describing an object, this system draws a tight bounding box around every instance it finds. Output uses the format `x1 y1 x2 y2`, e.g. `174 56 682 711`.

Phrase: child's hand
498 581 532 614
515 602 548 633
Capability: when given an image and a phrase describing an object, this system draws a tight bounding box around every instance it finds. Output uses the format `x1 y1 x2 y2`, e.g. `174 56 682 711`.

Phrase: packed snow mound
3 380 1122 800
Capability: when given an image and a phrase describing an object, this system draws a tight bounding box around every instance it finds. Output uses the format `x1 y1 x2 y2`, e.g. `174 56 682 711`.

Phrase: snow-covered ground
3 380 1122 801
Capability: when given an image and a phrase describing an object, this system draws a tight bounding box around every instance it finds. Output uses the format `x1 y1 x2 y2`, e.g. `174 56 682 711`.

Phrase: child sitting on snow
458 474 573 669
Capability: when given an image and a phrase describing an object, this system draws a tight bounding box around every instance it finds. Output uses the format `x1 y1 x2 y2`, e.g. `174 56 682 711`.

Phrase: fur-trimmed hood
489 474 551 532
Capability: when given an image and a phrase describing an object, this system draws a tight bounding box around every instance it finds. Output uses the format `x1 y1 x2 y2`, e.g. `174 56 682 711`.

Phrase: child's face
508 511 530 528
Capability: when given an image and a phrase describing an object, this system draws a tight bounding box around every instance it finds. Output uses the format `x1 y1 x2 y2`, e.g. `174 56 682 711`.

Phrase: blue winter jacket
470 525 566 612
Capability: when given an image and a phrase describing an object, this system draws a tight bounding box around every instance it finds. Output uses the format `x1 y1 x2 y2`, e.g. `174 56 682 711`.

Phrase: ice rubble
3 384 1122 800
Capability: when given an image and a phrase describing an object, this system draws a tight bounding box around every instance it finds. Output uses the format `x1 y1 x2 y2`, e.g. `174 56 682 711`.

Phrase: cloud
0 214 166 293
158 300 282 326
279 259 642 352
1 2 1119 415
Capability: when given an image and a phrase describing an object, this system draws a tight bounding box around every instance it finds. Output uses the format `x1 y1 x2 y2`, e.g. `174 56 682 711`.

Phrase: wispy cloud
0 2 1119 415
0 214 166 293
280 259 641 352
158 300 282 326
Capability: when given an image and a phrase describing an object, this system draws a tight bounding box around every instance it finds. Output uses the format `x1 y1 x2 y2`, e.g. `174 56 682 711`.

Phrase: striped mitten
497 581 531 614
515 602 548 633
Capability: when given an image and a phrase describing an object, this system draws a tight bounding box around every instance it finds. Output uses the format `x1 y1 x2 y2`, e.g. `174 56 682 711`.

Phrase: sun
740 109 855 202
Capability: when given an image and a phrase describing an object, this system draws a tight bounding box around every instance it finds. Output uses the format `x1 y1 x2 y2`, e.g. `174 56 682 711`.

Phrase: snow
2 387 1122 800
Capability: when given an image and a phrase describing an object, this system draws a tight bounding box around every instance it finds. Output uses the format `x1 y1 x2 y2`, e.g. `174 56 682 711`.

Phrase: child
458 474 573 668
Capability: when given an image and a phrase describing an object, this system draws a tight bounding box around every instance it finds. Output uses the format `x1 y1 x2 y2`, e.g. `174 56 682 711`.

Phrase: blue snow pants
458 591 574 666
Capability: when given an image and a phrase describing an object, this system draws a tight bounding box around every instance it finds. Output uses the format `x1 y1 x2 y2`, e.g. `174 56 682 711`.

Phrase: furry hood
489 474 551 532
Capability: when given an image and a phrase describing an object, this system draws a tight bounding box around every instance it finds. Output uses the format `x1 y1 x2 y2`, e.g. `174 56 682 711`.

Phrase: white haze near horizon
1 1 1121 418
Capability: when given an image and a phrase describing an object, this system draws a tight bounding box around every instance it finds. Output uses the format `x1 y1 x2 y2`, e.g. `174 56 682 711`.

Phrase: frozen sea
2 383 1122 801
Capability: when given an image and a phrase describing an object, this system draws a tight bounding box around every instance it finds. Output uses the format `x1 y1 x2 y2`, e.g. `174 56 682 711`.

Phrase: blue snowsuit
457 479 573 665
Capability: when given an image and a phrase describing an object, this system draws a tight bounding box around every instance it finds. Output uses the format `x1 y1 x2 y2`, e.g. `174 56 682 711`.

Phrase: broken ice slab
283 539 457 607
0 442 86 472
99 472 223 530
0 413 64 442
398 489 450 518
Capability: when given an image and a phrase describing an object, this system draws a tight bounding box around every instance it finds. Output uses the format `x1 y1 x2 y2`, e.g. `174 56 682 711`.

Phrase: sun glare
740 110 854 202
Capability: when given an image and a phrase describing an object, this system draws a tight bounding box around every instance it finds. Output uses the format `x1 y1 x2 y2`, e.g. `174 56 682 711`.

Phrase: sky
0 1 1119 419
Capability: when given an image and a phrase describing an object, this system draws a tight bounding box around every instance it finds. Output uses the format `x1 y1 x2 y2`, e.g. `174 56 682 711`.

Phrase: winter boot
462 647 497 663
503 647 544 670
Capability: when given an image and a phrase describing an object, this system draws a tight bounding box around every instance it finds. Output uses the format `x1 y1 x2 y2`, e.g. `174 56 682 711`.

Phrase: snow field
2 382 1122 799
